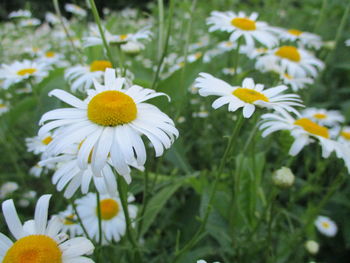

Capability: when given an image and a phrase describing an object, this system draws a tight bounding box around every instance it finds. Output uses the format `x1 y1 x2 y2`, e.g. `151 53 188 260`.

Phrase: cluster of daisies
190 10 350 172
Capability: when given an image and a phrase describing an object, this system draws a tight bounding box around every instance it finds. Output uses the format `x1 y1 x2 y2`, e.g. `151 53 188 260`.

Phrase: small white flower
195 73 303 118
0 182 19 199
301 108 344 127
0 100 9 115
345 39 350 47
65 3 87 17
0 195 95 262
279 28 323 50
57 205 84 237
315 216 337 237
8 10 31 19
19 18 41 27
279 72 314 91
76 193 137 244
26 133 53 155
207 11 278 48
272 167 295 188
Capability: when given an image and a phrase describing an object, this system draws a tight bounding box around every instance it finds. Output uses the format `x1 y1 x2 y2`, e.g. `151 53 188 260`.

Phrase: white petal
34 194 51 234
2 199 25 239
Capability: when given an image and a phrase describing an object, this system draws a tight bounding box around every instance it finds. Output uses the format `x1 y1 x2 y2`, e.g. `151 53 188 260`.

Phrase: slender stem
233 37 242 80
52 0 83 62
173 114 244 262
88 0 116 67
314 0 328 33
96 192 103 246
70 200 92 241
151 0 175 90
137 168 149 239
157 0 165 60
117 175 143 263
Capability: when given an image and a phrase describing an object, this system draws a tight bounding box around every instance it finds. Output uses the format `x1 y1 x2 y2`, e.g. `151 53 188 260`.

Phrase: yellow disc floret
231 17 256 31
3 235 62 263
41 136 53 145
87 90 137 126
294 118 329 138
275 46 301 62
99 198 120 220
341 131 350 140
288 29 302 36
17 68 37 76
313 113 327 119
45 51 55 58
322 222 330 229
233 88 269 103
89 60 112 72
120 34 128 41
64 215 76 225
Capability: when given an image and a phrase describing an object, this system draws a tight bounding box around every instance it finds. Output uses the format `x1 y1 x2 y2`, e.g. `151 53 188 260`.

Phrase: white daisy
222 67 242 76
279 72 314 91
0 195 95 262
45 12 61 25
207 11 278 48
0 60 49 89
65 3 87 17
195 73 303 118
188 36 210 52
315 216 337 237
338 126 350 144
19 18 41 27
301 108 344 127
217 40 237 52
29 163 45 178
8 10 31 19
278 28 323 49
26 133 53 155
346 39 350 47
76 193 137 243
65 60 113 92
83 25 152 47
0 182 18 199
0 100 9 115
39 68 178 179
256 46 324 78
259 111 350 171
57 205 84 238
37 51 67 67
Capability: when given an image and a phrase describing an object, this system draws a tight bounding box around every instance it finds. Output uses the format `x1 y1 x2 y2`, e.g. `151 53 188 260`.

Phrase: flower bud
272 167 295 188
305 240 319 255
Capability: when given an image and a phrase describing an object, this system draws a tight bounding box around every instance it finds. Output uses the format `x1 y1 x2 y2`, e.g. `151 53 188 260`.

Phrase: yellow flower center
87 90 137 126
17 68 37 76
3 235 62 263
45 51 55 58
120 34 128 40
341 131 350 140
284 73 293 79
0 103 5 108
89 60 112 72
321 222 330 229
275 46 301 62
288 29 302 36
194 52 202 59
225 41 233 47
232 88 269 103
64 214 76 225
41 136 53 145
231 17 256 31
294 118 329 138
98 198 120 220
313 113 327 119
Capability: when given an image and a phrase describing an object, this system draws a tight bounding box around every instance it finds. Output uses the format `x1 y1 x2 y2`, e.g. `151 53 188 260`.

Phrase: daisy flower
65 60 113 92
256 46 324 78
222 67 242 76
0 100 9 115
259 111 350 170
0 195 95 262
279 28 323 50
195 73 303 118
76 193 137 243
207 11 278 48
39 142 141 198
8 10 31 19
338 126 350 144
279 72 314 91
37 51 67 67
45 12 61 25
57 205 84 237
26 133 53 155
0 182 18 199
65 3 87 17
19 18 41 27
39 68 178 178
346 39 350 47
29 163 45 178
217 40 237 52
315 216 337 237
83 25 152 47
301 108 344 127
0 60 49 89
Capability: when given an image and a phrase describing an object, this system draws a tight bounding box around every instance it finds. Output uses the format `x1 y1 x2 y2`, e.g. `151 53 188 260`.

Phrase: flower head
315 216 337 237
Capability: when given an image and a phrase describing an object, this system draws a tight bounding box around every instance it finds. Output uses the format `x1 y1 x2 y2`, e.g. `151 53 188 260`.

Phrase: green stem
70 200 92 241
157 0 165 61
233 37 242 81
96 192 103 246
52 0 83 62
117 175 143 263
88 0 116 67
314 0 328 33
173 114 244 262
151 0 175 90
137 168 149 240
